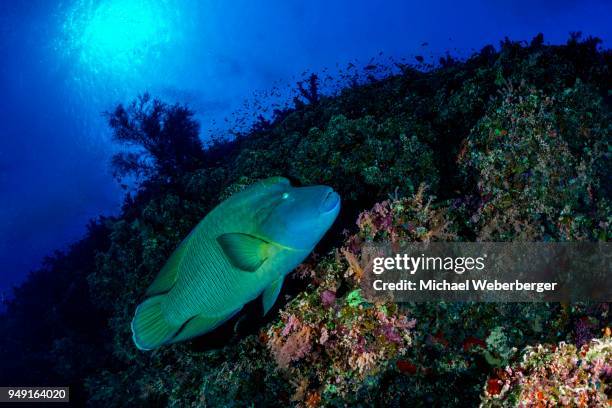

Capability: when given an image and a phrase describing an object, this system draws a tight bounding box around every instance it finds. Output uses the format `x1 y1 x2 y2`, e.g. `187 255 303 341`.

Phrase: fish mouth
320 190 340 214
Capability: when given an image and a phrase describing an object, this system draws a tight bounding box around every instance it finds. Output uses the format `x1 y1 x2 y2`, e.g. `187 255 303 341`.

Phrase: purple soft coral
320 290 336 308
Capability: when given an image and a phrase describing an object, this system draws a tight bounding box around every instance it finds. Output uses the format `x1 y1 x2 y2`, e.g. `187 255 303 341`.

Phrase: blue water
1 0 610 294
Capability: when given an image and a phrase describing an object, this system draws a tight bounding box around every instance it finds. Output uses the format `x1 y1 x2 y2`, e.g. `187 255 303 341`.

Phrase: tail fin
131 295 178 350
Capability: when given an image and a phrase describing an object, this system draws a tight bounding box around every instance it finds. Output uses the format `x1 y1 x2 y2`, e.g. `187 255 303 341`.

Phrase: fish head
254 179 340 251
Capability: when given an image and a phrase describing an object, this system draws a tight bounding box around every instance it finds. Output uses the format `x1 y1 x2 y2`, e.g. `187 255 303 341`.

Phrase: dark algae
0 35 610 407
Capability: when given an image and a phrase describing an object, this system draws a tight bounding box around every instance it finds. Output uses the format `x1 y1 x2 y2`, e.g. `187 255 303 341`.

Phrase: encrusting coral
481 333 611 407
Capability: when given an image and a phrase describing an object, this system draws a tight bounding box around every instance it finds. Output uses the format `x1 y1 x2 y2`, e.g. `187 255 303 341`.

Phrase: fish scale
192 236 232 312
166 229 226 321
165 216 248 321
202 216 248 308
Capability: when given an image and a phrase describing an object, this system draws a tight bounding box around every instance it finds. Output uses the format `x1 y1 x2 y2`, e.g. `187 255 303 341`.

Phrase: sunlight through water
60 0 176 77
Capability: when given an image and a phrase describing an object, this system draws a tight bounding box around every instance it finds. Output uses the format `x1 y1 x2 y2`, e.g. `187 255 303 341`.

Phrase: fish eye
281 192 289 200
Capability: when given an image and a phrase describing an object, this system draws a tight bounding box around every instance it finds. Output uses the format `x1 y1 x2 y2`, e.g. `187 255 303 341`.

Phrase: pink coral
270 325 312 369
382 325 402 343
282 315 301 336
320 290 336 308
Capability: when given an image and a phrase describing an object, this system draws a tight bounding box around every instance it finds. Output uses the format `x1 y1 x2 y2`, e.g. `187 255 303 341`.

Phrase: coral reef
265 229 418 404
459 81 610 241
481 334 611 407
0 35 609 406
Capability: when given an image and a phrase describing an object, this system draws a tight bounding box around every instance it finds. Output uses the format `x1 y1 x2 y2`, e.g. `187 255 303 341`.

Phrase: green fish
131 177 340 350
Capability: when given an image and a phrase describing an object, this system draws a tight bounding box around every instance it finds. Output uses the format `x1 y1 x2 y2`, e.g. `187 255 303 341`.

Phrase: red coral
463 336 487 352
431 331 449 347
396 360 417 374
486 378 502 396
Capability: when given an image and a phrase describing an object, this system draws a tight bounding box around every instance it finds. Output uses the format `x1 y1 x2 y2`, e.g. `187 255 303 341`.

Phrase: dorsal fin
146 235 190 296
217 233 272 272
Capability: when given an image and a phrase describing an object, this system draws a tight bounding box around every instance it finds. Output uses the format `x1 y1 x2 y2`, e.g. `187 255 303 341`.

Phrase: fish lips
319 189 341 214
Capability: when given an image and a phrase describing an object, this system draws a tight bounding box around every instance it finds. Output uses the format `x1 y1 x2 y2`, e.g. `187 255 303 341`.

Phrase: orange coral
342 249 363 281
305 391 321 407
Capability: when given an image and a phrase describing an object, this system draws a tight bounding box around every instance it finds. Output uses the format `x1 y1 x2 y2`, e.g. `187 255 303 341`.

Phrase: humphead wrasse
131 177 340 350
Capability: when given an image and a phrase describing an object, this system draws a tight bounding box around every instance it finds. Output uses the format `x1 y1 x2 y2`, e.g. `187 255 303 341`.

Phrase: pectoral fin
217 233 272 272
169 308 242 344
262 277 284 315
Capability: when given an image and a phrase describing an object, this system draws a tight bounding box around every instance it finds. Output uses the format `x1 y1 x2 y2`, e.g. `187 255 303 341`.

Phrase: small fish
131 177 340 350
415 55 424 63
